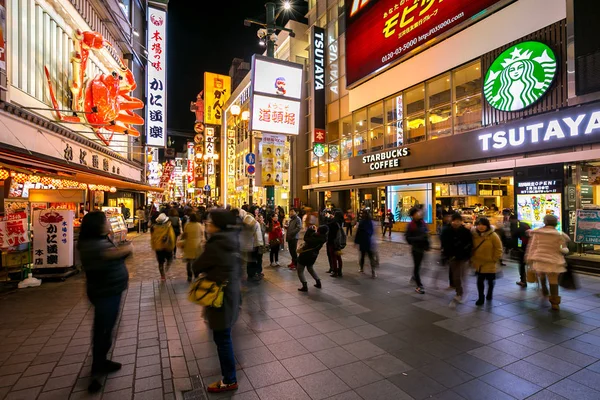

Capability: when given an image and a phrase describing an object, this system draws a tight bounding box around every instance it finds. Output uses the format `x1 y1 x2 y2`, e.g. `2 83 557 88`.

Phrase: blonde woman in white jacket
525 215 570 310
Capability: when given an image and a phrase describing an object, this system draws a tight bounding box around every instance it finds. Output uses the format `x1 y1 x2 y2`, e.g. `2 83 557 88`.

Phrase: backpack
334 222 347 250
152 225 174 251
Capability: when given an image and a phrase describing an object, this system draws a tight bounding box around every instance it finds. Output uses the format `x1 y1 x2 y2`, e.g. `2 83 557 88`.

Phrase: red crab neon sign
44 30 144 146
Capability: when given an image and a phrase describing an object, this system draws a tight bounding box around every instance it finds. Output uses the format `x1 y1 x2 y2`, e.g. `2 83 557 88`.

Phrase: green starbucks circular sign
484 41 557 112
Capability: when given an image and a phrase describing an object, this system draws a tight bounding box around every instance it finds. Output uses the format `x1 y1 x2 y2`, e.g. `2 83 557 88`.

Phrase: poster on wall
516 180 562 231
588 167 600 185
261 134 286 187
32 210 74 268
146 7 167 147
204 73 231 125
0 212 29 249
575 209 600 244
0 0 6 71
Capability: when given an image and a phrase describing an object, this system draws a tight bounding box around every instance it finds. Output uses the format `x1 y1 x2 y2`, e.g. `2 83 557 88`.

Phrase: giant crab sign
44 30 144 146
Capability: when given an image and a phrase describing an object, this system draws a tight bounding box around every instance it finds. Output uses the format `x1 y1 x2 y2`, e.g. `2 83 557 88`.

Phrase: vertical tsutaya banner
147 7 167 147
33 210 74 268
312 26 326 144
0 0 6 71
261 134 286 187
204 73 231 126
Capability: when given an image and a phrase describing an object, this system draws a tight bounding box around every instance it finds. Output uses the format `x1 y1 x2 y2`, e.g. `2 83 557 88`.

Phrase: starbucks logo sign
484 41 557 112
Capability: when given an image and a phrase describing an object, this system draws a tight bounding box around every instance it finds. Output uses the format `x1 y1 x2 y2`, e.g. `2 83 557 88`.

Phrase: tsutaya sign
349 101 600 176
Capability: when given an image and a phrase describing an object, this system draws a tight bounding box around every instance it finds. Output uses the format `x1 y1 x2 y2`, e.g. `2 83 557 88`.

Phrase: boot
476 296 484 306
314 280 322 289
549 284 560 310
298 282 308 292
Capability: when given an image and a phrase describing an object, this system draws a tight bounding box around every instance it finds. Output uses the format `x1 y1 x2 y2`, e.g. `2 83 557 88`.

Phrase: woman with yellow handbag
191 210 241 394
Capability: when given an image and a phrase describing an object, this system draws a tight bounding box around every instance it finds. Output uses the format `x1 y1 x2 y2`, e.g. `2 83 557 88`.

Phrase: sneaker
270 263 276 267
275 262 280 267
415 287 425 294
206 381 239 393
453 295 463 304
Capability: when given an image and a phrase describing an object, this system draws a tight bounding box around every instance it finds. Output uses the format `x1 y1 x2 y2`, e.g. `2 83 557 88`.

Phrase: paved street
2 232 600 400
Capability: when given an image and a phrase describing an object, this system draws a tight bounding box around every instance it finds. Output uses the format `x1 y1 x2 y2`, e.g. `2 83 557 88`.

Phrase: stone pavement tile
243 360 293 389
367 334 408 353
526 389 568 400
272 315 305 328
267 339 309 360
43 373 77 392
135 354 160 367
560 338 600 358
235 346 276 368
417 340 464 360
103 374 134 393
12 372 49 391
227 391 259 400
479 369 542 399
196 355 222 378
468 346 519 368
256 328 293 345
363 353 412 377
247 318 282 333
506 333 554 351
37 387 72 400
298 311 330 324
50 362 82 378
4 386 42 400
503 360 563 387
390 346 439 369
446 353 497 378
351 323 388 339
488 338 538 358
548 378 600 399
135 364 161 379
13 344 44 355
255 379 310 400
342 340 386 360
569 368 600 391
192 341 218 359
524 328 571 345
311 319 346 334
101 388 133 400
285 324 320 340
388 369 447 399
3 353 37 366
132 388 163 400
334 315 369 329
355 378 413 400
419 360 474 388
203 370 253 395
543 345 598 367
280 353 327 378
296 370 350 400
460 328 503 345
524 352 580 376
0 373 21 388
313 346 359 369
372 317 409 334
135 375 163 393
452 379 516 400
232 333 263 351
297 334 337 352
332 360 384 389
325 328 363 346
588 360 600 373
427 390 467 400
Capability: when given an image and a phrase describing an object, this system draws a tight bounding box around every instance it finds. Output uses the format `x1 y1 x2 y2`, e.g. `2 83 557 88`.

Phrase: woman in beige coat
525 214 569 310
182 213 206 282
471 217 503 306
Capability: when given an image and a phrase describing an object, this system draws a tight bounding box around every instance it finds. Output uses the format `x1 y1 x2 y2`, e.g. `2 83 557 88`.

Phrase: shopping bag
188 277 227 308
526 265 537 283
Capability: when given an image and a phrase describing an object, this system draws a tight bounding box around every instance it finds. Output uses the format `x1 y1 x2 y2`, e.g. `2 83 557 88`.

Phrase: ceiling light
283 1 291 10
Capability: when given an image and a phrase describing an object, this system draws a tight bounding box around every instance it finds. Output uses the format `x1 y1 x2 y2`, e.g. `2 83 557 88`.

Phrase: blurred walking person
327 211 345 277
509 214 531 288
192 210 241 393
182 213 205 282
151 213 176 281
135 206 147 233
406 207 430 294
471 217 503 306
286 208 302 270
240 210 264 281
344 209 355 237
382 209 395 237
355 210 379 278
78 212 132 393
296 224 327 291
268 214 283 267
441 213 472 304
168 208 182 258
525 215 570 310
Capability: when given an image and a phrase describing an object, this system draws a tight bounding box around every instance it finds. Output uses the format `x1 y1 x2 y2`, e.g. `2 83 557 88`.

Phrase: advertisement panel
32 210 74 268
575 210 600 244
261 134 286 187
345 0 510 87
251 94 301 135
516 180 562 231
253 58 303 100
0 0 6 71
313 26 326 144
0 212 28 249
204 73 231 125
146 7 167 147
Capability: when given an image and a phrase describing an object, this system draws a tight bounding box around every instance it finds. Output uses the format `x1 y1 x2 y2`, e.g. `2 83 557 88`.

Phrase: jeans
213 328 237 384
345 224 353 237
326 243 343 274
90 294 122 372
477 273 496 299
449 259 467 296
287 238 298 264
359 250 378 272
412 249 424 287
297 262 320 283
516 249 526 283
270 244 280 263
382 224 392 236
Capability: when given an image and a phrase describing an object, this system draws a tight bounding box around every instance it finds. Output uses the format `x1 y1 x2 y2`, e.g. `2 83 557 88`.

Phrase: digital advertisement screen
516 180 562 230
345 0 510 87
253 57 304 100
251 94 301 136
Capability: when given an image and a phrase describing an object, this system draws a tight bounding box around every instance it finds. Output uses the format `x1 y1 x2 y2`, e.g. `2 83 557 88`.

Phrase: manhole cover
182 375 207 400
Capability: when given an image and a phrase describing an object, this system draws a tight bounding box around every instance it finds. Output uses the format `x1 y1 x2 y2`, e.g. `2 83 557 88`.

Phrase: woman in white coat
525 214 570 310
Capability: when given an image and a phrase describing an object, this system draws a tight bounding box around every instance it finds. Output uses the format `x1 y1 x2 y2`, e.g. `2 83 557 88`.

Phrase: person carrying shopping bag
268 214 283 266
471 217 503 306
525 214 570 310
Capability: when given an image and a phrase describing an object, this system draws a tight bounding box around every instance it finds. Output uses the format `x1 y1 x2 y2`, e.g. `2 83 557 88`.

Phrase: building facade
304 0 600 264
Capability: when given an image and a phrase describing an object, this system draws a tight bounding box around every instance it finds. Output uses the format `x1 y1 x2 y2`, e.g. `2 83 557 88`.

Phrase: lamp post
245 1 295 58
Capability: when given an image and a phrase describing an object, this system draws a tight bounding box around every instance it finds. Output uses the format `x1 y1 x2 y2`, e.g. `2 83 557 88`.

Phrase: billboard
204 73 231 125
146 7 167 147
345 0 511 87
250 55 303 136
312 26 326 144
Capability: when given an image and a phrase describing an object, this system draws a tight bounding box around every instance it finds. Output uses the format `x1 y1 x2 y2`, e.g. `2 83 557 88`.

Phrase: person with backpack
441 213 473 304
471 217 503 306
151 213 176 281
296 224 327 291
327 211 346 277
406 207 430 294
355 210 378 278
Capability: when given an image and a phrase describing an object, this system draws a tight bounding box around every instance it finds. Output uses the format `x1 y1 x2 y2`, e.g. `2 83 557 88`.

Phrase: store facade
303 0 600 254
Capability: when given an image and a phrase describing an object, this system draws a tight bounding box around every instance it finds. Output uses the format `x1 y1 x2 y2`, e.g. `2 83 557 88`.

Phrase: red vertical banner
0 0 6 71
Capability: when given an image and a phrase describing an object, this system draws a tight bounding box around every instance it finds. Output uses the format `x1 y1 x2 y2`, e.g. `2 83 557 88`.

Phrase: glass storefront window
328 121 340 142
455 96 482 134
327 82 339 102
327 20 338 44
353 108 367 134
405 84 425 116
341 159 351 180
329 160 340 181
406 114 426 144
387 183 433 223
353 132 368 155
369 126 384 152
319 163 329 183
454 61 482 100
428 104 452 139
368 102 384 130
385 94 403 124
454 62 482 134
385 121 404 148
310 167 319 184
427 74 451 108
341 134 353 159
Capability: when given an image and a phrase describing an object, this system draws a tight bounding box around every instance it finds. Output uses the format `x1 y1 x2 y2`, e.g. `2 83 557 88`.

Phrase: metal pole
266 2 276 58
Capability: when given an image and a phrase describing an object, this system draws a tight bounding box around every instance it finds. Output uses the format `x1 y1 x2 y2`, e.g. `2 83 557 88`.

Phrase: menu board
449 185 458 196
575 209 600 244
458 184 467 196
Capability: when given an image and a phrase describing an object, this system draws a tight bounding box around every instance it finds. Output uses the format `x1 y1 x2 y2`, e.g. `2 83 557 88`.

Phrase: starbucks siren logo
484 41 556 112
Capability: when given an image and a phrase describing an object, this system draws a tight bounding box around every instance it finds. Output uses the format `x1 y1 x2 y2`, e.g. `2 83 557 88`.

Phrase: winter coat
79 237 129 299
298 227 328 266
509 220 531 251
286 215 302 241
182 221 205 260
383 212 395 226
440 224 473 261
151 222 176 251
354 219 375 252
471 227 503 274
268 221 283 244
240 214 264 252
327 219 342 245
192 231 242 331
525 226 569 273
405 219 430 252
169 216 181 236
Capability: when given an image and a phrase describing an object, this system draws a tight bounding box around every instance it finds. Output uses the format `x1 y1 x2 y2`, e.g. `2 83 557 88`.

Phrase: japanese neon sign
146 7 167 147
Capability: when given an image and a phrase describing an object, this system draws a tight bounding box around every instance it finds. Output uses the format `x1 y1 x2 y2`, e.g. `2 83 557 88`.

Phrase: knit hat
156 213 168 224
208 209 236 231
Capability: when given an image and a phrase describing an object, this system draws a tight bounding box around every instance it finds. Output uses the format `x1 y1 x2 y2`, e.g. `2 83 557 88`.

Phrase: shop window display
387 184 432 223
405 85 425 144
454 62 482 134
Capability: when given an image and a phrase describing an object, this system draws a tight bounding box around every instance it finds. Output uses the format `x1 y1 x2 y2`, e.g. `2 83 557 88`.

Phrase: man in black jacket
441 213 473 304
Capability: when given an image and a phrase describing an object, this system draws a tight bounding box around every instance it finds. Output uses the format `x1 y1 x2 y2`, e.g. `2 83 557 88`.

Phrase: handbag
188 277 228 308
526 265 537 283
269 238 281 247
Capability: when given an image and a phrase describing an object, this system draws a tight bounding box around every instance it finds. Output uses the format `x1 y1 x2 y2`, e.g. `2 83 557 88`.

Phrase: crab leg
44 67 81 123
115 110 144 125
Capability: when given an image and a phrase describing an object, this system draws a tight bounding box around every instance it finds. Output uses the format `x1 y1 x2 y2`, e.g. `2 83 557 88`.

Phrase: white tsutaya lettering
479 133 493 151
543 120 565 141
526 123 544 143
584 111 600 134
492 131 507 149
563 115 585 137
508 127 526 146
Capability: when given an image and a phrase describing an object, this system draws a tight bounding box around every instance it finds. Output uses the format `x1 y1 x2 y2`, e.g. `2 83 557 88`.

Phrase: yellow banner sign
204 73 231 126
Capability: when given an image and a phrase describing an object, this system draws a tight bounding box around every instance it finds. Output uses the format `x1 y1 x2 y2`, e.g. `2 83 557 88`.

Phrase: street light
283 1 291 10
230 104 241 117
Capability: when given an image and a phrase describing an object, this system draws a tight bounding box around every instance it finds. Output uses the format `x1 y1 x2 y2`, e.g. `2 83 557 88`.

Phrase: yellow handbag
526 265 537 283
188 277 228 308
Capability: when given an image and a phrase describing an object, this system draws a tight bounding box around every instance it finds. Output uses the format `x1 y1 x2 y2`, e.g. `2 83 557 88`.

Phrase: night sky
166 0 308 133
